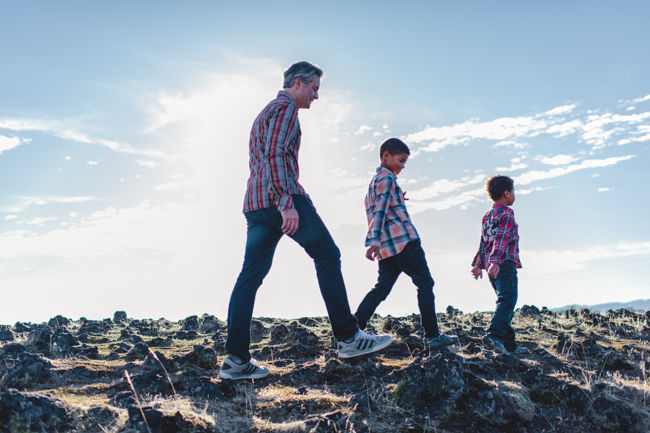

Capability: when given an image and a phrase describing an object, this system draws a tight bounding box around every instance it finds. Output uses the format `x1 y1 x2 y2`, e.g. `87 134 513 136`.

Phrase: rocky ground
0 305 649 433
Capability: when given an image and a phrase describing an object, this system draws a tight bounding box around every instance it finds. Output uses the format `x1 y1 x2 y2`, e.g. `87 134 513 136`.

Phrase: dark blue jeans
225 195 359 362
487 260 518 352
355 240 440 338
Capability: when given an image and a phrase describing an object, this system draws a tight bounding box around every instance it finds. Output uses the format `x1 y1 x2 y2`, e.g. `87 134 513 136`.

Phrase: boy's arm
365 175 394 253
470 227 485 280
487 211 513 277
265 104 300 213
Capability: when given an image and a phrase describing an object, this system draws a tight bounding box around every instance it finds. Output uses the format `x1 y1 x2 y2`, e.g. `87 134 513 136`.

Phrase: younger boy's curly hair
486 175 514 202
379 138 410 158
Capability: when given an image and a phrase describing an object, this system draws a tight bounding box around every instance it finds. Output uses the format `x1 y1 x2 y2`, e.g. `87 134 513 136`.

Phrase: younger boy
355 138 458 349
471 175 528 355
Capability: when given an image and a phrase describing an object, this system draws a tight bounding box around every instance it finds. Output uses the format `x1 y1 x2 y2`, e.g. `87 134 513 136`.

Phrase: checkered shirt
365 167 419 259
243 91 307 213
472 203 522 269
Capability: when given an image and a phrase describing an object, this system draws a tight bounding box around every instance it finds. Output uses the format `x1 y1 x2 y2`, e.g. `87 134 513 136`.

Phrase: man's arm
265 104 300 234
266 104 300 212
365 175 394 260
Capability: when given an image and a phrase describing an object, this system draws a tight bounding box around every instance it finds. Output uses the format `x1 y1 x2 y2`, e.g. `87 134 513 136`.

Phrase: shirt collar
277 90 297 107
492 203 513 212
376 166 395 176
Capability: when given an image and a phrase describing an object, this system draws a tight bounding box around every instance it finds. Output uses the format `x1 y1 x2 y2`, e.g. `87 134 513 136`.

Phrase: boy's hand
366 246 380 261
487 263 500 278
281 208 299 235
471 266 483 280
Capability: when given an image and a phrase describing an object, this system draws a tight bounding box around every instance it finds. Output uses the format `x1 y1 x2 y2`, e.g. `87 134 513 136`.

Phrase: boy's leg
399 241 440 338
486 261 518 351
355 258 401 330
288 195 358 342
225 209 284 362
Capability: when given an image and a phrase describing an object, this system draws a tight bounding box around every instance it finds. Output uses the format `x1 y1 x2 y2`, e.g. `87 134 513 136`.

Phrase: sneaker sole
219 369 270 380
339 337 393 359
426 338 459 349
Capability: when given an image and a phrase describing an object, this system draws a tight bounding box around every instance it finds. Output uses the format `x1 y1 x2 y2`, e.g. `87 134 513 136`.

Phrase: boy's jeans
487 260 518 352
225 194 359 362
355 240 440 338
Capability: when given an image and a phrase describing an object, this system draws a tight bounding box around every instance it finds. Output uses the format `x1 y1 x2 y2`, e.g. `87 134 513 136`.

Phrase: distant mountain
551 298 650 313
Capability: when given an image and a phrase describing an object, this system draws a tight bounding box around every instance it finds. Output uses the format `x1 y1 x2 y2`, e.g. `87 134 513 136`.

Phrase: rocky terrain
0 305 649 433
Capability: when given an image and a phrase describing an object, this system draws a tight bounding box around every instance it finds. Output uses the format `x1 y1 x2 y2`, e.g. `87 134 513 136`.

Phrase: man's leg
398 241 440 339
225 209 283 362
355 258 402 330
288 195 358 341
486 261 518 351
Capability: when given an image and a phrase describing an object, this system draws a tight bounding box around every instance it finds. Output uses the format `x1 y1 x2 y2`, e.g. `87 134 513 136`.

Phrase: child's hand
471 266 483 280
366 246 380 261
487 263 500 278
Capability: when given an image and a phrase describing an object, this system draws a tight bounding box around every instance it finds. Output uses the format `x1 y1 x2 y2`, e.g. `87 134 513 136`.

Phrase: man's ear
294 77 303 89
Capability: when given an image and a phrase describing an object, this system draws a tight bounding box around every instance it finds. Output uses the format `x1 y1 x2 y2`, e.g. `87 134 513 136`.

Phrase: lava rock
126 342 151 360
148 336 173 347
181 315 200 331
48 315 71 329
0 389 70 430
175 330 199 340
0 326 14 342
113 311 128 322
250 320 267 343
270 324 290 341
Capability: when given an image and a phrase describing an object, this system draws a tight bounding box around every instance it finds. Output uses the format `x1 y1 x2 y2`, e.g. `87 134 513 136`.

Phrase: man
219 61 392 380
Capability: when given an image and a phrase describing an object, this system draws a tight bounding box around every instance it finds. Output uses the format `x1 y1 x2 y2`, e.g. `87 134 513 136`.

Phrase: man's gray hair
283 61 324 89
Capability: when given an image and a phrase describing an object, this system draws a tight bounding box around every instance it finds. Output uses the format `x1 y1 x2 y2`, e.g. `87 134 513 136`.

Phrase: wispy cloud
514 155 636 185
0 118 169 159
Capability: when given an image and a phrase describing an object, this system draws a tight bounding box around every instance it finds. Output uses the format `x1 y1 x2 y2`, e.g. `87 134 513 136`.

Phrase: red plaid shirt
365 167 419 259
243 91 307 213
472 203 522 269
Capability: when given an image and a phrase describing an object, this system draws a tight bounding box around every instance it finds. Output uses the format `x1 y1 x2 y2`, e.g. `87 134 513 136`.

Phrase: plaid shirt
472 203 522 269
365 167 419 259
243 91 307 213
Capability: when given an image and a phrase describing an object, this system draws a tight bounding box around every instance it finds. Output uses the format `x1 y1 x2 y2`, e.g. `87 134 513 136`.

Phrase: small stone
113 311 127 322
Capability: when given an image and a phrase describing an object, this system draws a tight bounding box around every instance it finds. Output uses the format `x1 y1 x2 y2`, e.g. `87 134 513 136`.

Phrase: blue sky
1 2 649 324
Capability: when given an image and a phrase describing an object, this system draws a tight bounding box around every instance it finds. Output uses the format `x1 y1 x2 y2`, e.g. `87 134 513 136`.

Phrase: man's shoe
482 335 508 355
510 346 530 355
338 330 393 359
424 333 459 349
218 357 270 380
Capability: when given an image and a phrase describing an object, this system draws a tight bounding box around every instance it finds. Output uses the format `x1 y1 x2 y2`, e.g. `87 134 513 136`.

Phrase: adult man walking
219 61 392 380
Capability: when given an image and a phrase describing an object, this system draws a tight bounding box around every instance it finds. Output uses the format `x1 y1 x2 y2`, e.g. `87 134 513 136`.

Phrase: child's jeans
487 260 518 352
225 194 359 362
355 240 440 338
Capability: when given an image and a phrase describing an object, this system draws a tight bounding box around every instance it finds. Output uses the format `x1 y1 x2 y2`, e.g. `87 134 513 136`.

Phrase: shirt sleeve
471 216 486 268
264 104 299 212
366 175 394 248
488 211 513 265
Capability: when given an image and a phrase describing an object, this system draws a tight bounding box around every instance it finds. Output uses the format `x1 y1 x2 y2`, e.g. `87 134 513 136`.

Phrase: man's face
293 74 320 109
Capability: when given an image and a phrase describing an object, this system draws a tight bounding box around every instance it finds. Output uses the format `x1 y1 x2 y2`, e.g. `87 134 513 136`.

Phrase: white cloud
544 104 577 116
494 140 528 148
524 242 650 275
409 188 485 214
137 160 158 168
355 125 373 135
27 217 55 225
408 175 486 201
360 143 375 151
154 181 184 190
0 135 30 154
538 154 578 165
87 161 98 165
514 155 636 185
5 215 18 220
598 188 611 192
496 163 527 172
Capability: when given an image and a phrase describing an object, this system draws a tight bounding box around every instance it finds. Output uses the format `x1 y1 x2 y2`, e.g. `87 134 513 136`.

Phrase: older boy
219 61 392 381
355 138 458 349
471 175 528 355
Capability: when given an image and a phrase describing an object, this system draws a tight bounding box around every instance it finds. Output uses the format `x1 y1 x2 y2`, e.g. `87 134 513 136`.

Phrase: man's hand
471 265 483 280
366 246 380 261
281 208 299 235
487 263 500 279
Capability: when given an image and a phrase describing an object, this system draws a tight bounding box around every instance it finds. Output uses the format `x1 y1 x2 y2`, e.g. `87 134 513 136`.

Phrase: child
471 175 528 355
355 138 458 349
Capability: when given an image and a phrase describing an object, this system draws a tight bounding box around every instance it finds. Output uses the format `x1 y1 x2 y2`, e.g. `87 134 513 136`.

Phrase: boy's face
381 151 408 175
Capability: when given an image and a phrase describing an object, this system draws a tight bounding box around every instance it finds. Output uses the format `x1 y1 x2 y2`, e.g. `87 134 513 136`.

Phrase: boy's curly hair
486 175 514 201
379 138 410 158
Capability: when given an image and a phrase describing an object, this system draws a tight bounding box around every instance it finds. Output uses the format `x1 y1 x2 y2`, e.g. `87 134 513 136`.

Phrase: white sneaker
218 357 270 380
337 330 393 359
